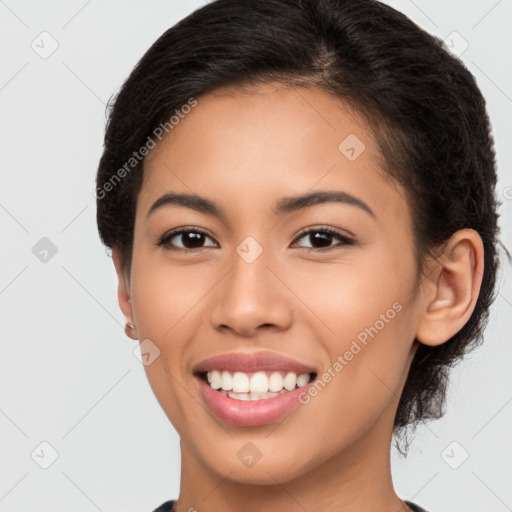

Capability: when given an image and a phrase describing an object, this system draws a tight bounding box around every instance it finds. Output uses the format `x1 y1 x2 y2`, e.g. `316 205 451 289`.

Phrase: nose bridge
227 235 274 309
208 235 292 334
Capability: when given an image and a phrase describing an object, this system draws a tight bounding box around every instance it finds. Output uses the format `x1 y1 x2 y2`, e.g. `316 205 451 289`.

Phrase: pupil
183 232 204 248
311 232 332 247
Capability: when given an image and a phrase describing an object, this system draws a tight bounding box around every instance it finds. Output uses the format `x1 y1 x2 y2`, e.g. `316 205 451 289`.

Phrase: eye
157 227 218 251
156 226 355 252
291 226 355 251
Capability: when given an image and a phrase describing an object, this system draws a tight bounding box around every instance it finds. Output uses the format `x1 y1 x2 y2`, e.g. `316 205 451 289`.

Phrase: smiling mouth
195 370 318 401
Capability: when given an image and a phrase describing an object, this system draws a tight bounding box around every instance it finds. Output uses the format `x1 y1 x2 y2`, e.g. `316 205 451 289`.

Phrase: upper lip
192 351 318 375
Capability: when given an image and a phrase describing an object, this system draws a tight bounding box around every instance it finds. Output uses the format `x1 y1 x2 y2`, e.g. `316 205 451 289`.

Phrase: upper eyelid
164 226 215 237
294 225 353 239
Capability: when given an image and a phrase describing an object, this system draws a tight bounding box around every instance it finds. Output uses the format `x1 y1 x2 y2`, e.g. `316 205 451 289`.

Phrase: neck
174 412 411 512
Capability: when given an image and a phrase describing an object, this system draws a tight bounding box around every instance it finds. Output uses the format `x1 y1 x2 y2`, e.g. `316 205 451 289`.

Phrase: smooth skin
112 83 484 512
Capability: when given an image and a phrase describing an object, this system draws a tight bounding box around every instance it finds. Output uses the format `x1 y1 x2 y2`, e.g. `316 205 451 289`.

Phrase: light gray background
1 1 511 511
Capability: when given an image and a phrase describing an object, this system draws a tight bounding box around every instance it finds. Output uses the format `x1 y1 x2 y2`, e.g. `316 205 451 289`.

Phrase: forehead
139 83 406 225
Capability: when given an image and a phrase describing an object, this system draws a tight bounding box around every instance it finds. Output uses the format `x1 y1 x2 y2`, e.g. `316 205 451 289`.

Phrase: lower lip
195 376 311 427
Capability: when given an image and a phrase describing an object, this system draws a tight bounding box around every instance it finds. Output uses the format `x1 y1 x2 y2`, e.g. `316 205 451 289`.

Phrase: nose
208 247 293 338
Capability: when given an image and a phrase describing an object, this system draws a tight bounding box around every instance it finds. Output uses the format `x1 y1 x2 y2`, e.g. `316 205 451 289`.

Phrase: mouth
192 352 319 427
194 371 318 426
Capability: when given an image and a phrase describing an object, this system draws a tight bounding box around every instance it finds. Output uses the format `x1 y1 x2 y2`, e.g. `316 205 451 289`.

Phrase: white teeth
226 389 289 401
268 372 284 392
249 371 268 393
229 392 249 400
205 370 312 396
221 371 232 391
283 372 297 391
232 372 250 393
297 373 310 387
207 370 222 390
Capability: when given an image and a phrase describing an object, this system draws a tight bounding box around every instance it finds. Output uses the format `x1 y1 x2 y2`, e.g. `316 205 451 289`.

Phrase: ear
112 245 137 340
415 228 484 346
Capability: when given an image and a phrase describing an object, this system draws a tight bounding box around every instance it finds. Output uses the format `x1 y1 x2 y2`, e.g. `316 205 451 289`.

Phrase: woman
95 1 506 510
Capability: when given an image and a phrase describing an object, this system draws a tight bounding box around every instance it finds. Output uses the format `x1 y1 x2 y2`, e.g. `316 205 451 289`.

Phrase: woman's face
122 84 423 483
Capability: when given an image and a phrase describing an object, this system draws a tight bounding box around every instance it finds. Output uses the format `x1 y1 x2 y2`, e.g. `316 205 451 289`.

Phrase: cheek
289 246 418 408
286 242 415 334
130 250 216 341
129 278 202 436
312 310 414 453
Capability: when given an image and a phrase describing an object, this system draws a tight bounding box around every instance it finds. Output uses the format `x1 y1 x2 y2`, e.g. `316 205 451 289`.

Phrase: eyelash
156 226 355 253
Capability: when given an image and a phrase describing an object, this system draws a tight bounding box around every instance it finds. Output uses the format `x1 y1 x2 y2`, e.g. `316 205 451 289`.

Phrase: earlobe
112 245 138 340
415 229 484 347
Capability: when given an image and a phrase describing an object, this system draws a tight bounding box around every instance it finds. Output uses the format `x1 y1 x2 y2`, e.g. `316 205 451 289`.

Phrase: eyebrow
147 190 375 220
274 190 375 218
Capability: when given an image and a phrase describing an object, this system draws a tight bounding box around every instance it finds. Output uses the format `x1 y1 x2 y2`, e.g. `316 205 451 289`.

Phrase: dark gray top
152 499 429 511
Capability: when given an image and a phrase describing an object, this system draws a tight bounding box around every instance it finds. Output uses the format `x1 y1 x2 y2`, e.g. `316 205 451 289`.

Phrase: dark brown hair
96 0 508 453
